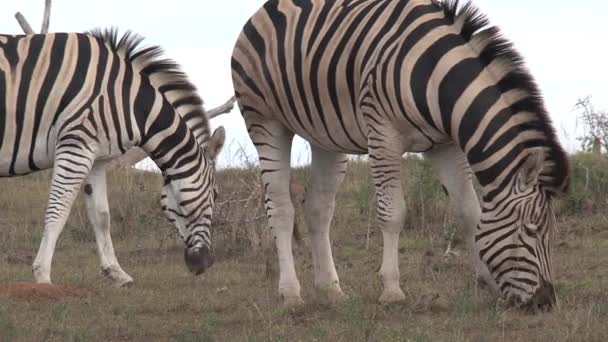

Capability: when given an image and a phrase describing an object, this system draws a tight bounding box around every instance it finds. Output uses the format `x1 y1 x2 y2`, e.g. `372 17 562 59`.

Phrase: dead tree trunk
592 137 602 156
15 0 52 34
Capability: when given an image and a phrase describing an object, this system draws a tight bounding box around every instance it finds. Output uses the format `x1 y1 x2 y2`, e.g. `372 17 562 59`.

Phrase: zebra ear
518 147 545 189
206 126 226 161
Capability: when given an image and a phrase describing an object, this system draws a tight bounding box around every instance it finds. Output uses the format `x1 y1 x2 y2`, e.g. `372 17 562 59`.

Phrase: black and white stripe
231 0 569 309
0 29 224 284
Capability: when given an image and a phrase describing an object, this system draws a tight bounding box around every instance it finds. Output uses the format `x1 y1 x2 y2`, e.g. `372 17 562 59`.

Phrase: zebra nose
525 280 556 313
184 246 214 275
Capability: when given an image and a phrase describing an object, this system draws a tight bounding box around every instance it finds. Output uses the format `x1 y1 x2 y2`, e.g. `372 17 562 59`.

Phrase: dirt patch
0 282 91 300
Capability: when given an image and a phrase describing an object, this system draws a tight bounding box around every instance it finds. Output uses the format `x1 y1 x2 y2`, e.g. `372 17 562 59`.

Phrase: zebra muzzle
524 280 556 313
184 246 214 275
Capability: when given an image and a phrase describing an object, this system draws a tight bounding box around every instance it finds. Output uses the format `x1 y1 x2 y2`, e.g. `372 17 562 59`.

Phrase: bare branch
207 96 236 119
14 12 35 34
576 96 608 154
41 0 52 33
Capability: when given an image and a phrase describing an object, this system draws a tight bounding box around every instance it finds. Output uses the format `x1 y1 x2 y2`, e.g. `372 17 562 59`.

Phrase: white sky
2 0 607 167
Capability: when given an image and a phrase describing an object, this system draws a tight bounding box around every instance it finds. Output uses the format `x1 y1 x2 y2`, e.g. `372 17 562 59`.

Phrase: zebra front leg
424 144 495 292
369 142 406 303
84 163 133 287
305 146 347 303
33 147 95 284
249 117 302 305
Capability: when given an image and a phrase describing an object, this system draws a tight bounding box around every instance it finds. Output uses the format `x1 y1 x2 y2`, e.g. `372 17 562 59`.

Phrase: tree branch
41 0 52 33
207 96 236 119
14 12 35 34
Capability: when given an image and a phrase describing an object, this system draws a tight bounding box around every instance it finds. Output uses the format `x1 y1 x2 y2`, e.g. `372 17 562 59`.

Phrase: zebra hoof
113 277 134 288
317 284 346 304
379 288 406 303
102 267 134 288
280 290 304 307
33 266 52 285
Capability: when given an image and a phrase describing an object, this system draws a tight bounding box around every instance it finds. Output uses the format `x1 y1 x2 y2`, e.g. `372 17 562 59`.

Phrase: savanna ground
0 154 607 341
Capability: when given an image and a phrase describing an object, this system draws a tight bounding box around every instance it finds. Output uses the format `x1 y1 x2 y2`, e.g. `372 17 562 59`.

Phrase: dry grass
0 155 607 341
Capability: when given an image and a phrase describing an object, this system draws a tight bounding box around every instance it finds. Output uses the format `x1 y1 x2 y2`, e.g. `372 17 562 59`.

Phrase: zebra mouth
503 281 556 313
523 281 556 314
184 246 215 275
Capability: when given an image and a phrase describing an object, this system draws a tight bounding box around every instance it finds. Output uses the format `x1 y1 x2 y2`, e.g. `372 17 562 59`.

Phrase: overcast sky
2 0 607 167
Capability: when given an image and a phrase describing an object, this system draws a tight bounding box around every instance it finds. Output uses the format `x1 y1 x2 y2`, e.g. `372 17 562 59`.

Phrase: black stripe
122 62 134 141
326 1 379 150
98 95 111 141
133 80 154 135
457 85 501 147
54 34 92 125
347 0 389 139
265 3 308 132
292 0 315 128
29 33 67 170
58 37 108 139
242 19 287 123
231 59 265 101
438 58 484 137
106 46 125 153
360 1 408 72
411 33 461 132
3 35 24 72
11 34 45 175
306 0 333 56
307 6 354 150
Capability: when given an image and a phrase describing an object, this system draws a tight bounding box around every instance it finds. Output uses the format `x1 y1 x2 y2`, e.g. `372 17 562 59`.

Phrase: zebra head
476 148 558 312
160 127 225 275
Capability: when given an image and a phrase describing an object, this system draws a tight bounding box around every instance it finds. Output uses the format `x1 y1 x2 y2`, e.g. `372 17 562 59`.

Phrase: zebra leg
369 142 407 303
424 144 493 286
305 146 347 303
83 163 134 287
33 147 95 284
248 117 301 305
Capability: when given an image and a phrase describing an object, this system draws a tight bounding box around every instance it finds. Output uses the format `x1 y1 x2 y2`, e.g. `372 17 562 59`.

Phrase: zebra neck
142 126 203 179
136 101 204 177
459 107 543 204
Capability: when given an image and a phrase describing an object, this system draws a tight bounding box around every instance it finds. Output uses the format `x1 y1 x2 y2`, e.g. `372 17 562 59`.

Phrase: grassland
0 154 607 341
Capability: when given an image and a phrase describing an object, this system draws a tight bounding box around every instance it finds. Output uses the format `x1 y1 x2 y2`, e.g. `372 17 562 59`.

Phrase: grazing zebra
231 0 569 310
0 29 225 285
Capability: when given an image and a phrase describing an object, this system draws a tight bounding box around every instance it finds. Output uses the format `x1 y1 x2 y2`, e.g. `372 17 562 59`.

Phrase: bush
560 153 608 214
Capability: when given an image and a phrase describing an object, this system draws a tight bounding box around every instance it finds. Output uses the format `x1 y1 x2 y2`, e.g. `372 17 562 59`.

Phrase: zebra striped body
0 31 224 285
232 0 569 310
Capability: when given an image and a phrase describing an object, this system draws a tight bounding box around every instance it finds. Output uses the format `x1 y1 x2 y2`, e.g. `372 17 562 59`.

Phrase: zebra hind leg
33 145 96 284
84 163 134 287
249 117 302 306
305 146 348 303
369 140 407 303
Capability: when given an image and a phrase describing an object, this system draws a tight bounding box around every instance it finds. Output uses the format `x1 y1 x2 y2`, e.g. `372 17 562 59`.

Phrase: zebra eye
524 223 539 236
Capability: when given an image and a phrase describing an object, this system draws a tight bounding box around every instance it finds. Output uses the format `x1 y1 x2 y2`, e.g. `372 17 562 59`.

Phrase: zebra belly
0 125 57 176
277 110 369 154
0 149 54 176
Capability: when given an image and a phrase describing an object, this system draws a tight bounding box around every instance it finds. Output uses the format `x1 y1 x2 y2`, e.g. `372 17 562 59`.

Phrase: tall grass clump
561 153 608 214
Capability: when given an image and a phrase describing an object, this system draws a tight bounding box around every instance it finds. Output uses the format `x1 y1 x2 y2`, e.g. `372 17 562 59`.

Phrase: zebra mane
87 28 211 147
440 0 570 195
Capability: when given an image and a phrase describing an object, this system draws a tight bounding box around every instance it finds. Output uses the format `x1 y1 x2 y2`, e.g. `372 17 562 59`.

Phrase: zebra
0 29 225 286
231 0 569 310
